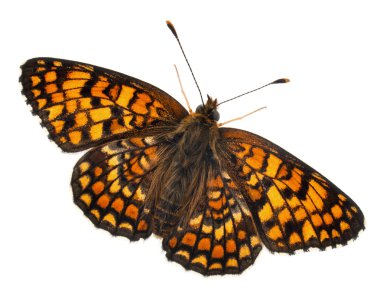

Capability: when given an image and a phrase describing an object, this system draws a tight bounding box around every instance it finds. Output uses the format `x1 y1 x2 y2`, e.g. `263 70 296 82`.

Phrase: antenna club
272 78 290 84
217 77 290 106
166 20 205 106
166 20 178 38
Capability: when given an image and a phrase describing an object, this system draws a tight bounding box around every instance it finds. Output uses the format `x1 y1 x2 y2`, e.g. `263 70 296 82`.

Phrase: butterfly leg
174 64 193 114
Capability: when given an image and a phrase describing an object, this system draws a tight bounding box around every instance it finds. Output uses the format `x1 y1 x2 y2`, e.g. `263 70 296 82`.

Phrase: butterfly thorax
147 109 221 236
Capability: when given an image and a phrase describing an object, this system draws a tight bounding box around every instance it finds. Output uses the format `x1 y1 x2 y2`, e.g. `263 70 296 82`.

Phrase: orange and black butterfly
20 21 364 276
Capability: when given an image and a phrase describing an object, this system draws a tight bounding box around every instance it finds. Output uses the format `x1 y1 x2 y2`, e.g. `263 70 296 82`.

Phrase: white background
1 1 379 306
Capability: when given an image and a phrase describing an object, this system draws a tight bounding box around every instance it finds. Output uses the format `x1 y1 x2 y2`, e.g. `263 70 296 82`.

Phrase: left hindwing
71 135 161 240
218 128 365 253
20 58 188 152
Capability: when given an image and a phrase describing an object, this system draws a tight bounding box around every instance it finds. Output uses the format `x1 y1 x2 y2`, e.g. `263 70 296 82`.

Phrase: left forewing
20 58 188 152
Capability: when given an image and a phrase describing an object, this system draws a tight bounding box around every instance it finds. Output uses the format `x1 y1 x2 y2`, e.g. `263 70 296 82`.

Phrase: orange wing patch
163 170 262 275
20 58 188 152
220 128 365 253
71 136 160 240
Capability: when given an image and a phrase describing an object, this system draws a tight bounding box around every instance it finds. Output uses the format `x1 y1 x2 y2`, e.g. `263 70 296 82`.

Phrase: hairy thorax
148 114 220 236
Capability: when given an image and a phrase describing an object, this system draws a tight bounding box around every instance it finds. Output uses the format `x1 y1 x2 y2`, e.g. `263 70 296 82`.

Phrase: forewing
163 169 262 275
71 136 161 240
219 128 365 253
20 58 188 152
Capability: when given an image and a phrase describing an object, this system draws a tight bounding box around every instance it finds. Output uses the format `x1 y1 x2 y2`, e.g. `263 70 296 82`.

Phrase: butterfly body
20 57 364 276
148 108 220 236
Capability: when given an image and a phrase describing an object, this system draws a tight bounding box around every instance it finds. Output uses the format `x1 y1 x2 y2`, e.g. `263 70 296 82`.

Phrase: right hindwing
162 161 263 275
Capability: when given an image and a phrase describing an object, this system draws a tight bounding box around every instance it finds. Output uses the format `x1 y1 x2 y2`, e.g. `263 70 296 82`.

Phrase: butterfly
20 21 364 276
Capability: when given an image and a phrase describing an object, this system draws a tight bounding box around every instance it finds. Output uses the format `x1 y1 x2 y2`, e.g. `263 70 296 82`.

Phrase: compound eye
209 109 220 121
195 105 204 113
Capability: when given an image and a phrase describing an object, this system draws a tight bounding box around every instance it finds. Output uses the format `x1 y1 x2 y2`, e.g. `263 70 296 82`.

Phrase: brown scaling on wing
20 58 188 152
71 135 162 240
218 128 365 253
162 169 262 276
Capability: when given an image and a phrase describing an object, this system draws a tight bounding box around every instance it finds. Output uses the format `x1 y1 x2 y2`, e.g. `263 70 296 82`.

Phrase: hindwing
71 135 161 240
163 166 262 275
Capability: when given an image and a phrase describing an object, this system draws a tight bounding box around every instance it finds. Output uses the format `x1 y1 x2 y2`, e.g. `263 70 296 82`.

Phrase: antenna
166 20 205 106
217 78 290 106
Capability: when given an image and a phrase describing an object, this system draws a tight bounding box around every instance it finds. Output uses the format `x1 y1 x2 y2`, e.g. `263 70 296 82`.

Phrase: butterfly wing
71 135 162 240
20 58 188 152
163 168 262 275
218 128 365 253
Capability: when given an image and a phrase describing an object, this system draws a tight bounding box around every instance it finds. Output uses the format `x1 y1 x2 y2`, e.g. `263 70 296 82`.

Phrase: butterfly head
195 95 220 121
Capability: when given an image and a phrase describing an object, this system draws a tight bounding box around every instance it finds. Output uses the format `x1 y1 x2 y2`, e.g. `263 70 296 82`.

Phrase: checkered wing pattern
163 169 262 275
71 136 161 240
219 128 365 253
20 58 188 152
